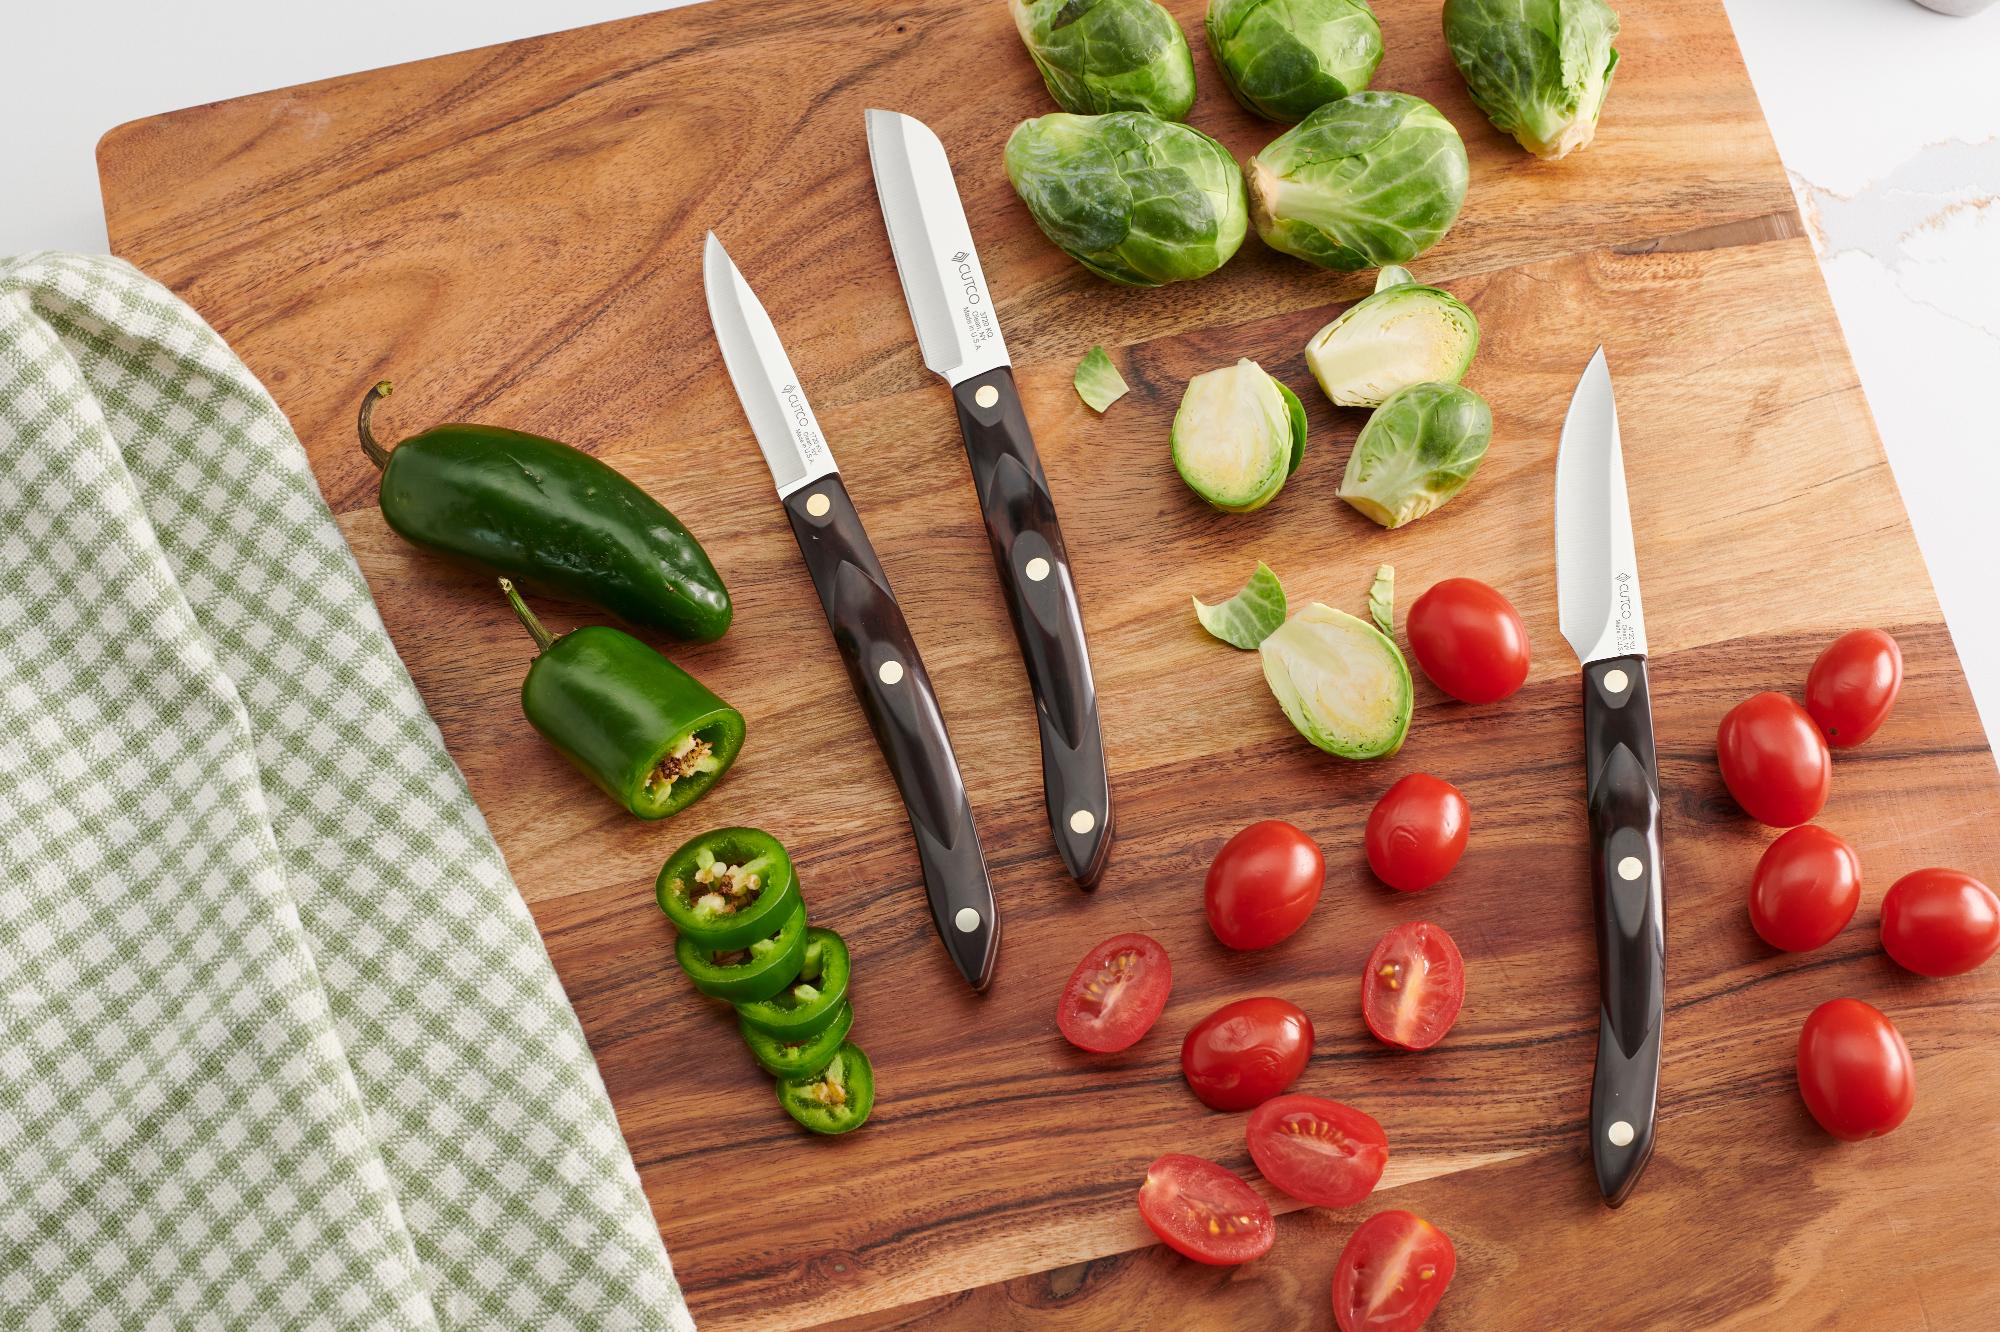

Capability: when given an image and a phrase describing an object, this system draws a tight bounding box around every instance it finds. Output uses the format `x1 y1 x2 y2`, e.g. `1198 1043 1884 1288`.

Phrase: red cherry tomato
1361 922 1464 1051
1716 692 1831 828
1406 578 1531 704
1805 629 1902 749
1365 774 1470 893
1181 996 1315 1110
1137 1154 1275 1265
1748 825 1861 952
1332 1210 1457 1332
1205 820 1326 949
1880 868 2000 977
1796 998 1914 1141
1246 1094 1388 1209
1055 933 1172 1053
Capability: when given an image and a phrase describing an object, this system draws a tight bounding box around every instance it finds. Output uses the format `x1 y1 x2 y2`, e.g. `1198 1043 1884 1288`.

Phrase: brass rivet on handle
1617 855 1644 881
878 659 905 685
1603 667 1630 694
953 907 981 933
1608 1119 1635 1148
805 492 831 518
1070 809 1096 835
974 384 999 409
1025 556 1051 582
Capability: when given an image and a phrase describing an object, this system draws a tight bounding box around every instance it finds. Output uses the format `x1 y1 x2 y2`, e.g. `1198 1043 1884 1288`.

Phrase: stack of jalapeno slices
658 828 874 1135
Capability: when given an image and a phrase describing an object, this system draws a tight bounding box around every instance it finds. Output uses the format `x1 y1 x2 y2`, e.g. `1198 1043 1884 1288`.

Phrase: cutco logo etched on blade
781 382 825 462
949 250 982 305
1614 573 1638 652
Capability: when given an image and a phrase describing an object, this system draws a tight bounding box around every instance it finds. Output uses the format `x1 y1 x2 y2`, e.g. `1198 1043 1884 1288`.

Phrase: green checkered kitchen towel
0 253 695 1331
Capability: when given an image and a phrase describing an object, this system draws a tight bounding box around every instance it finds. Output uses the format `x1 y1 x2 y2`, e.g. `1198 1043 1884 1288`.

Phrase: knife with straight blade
703 232 998 992
865 108 1114 889
1555 346 1662 1207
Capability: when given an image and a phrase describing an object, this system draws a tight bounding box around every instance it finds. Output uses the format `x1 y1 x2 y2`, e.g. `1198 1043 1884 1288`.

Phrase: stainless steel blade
702 232 838 498
1555 346 1648 664
864 108 1010 386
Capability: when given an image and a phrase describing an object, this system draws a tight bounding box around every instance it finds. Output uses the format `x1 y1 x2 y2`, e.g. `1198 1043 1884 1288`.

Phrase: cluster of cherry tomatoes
1054 578 1534 1331
1717 629 2000 1140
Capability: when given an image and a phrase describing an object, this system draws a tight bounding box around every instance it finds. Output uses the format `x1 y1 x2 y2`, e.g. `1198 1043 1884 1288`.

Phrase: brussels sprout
1006 112 1249 286
1206 0 1384 122
1260 602 1413 759
1171 359 1308 512
1011 0 1198 120
1074 345 1130 412
1194 561 1289 649
1305 266 1480 407
1337 381 1492 528
1443 0 1621 160
1367 563 1394 634
1245 92 1470 271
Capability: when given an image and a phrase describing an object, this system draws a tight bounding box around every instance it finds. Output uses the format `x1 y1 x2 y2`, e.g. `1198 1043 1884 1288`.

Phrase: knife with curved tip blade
1556 346 1662 1207
703 232 998 992
865 107 1115 889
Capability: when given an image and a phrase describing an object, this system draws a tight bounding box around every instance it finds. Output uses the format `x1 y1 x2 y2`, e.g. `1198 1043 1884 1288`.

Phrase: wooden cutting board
98 2 2000 1327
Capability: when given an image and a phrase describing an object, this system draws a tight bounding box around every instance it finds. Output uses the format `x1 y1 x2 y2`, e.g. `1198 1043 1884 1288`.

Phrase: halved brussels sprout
1171 359 1308 512
1245 92 1469 271
1443 0 1621 160
1011 0 1198 120
1260 602 1413 759
1337 381 1492 529
1306 266 1480 407
1006 112 1249 286
1206 0 1384 123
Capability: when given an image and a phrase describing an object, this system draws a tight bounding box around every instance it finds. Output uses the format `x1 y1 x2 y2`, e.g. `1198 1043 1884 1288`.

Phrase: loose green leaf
1368 563 1394 634
1193 561 1288 649
1073 345 1131 412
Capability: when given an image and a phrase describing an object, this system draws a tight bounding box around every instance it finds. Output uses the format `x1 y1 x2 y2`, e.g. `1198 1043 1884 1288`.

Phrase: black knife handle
783 474 998 991
949 365 1113 888
1583 654 1664 1207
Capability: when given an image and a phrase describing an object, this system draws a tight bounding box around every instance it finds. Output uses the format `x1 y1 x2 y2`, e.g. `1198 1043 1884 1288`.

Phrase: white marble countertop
3 0 1994 746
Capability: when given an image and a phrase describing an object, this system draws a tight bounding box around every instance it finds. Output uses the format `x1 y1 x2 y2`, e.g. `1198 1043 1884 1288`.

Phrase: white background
3 0 1996 749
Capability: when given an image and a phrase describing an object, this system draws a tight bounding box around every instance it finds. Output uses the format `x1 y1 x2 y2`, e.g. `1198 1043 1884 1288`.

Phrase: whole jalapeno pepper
740 1003 854 1080
502 580 743 819
656 828 798 950
676 902 809 1003
361 382 731 642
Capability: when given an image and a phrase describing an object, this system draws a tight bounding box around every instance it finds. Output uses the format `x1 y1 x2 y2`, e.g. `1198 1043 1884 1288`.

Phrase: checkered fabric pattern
0 253 693 1331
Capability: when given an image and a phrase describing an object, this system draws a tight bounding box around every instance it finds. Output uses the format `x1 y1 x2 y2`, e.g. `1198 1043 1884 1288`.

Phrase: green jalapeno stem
357 380 396 470
499 578 555 654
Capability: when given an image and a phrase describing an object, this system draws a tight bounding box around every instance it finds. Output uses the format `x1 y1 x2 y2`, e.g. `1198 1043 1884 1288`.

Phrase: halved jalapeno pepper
740 1002 853 1080
657 828 799 950
675 901 808 1003
735 928 850 1039
777 1040 874 1135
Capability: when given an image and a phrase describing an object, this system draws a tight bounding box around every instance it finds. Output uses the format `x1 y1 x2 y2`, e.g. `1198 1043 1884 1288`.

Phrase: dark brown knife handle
1583 654 1664 1207
783 474 998 991
950 365 1113 888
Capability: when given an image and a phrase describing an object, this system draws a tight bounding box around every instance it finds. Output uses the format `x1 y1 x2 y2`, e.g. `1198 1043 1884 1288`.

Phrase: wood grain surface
98 1 2000 1328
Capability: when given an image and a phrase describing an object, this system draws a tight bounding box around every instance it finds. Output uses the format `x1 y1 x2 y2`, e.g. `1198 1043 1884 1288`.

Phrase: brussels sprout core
1260 603 1413 759
1305 272 1480 408
1171 359 1307 512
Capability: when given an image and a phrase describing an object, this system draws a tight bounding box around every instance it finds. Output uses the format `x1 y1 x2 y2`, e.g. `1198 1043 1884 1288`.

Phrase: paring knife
1555 347 1663 1207
703 232 999 991
865 109 1114 889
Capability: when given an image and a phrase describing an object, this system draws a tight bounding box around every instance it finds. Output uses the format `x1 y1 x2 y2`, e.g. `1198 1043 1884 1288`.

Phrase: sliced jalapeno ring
740 1002 854 1080
675 901 808 1003
735 929 850 1039
657 827 799 950
777 1041 875 1136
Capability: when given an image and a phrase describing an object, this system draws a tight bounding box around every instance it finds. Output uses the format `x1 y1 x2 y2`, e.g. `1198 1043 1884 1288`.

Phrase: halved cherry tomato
1246 1094 1388 1208
1805 629 1902 749
1332 1210 1457 1332
1181 996 1315 1110
1880 868 2000 977
1362 923 1464 1051
1406 578 1530 704
1205 819 1325 949
1716 692 1830 828
1796 998 1914 1141
1056 933 1172 1053
1365 774 1469 893
1137 1154 1275 1266
1748 825 1861 952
